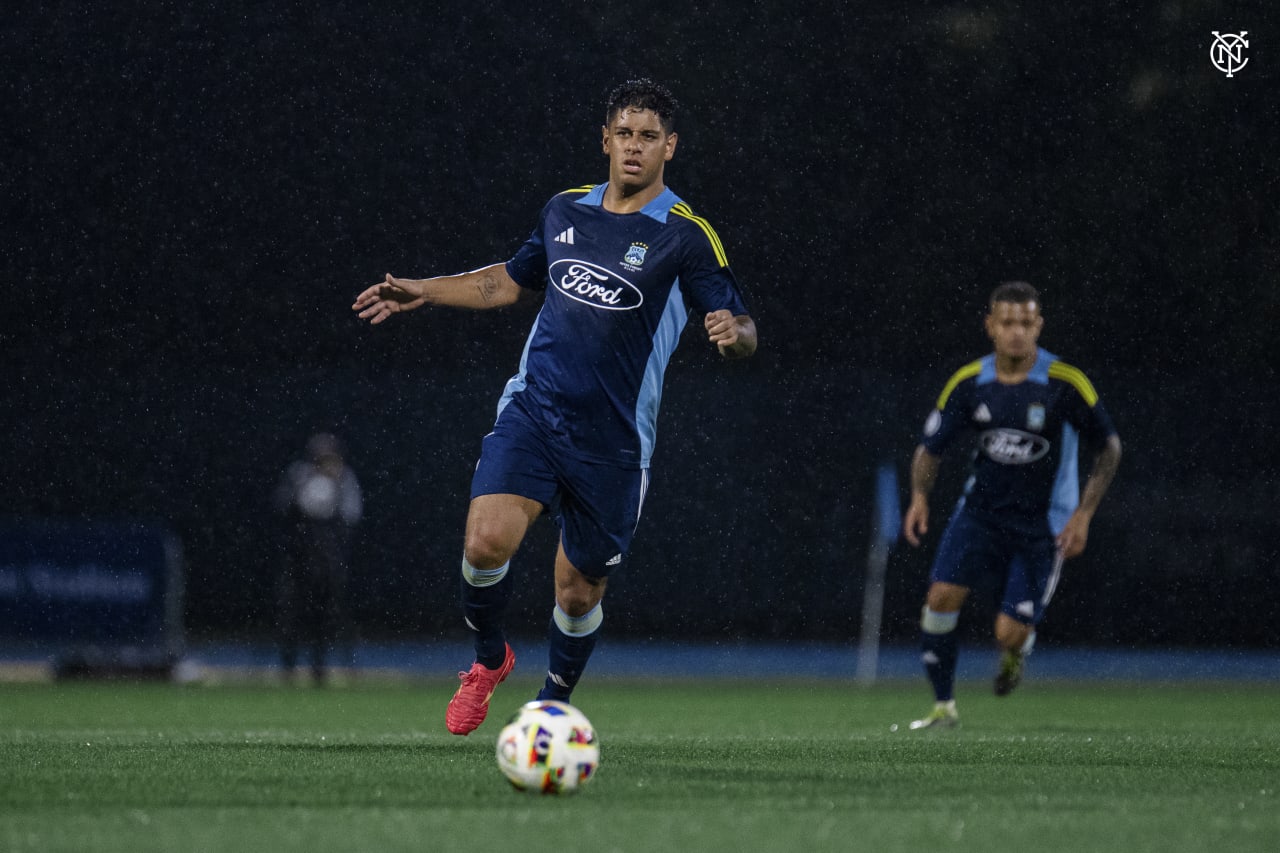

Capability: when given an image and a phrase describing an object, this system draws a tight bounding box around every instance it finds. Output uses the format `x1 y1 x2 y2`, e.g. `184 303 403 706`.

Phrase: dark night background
3 2 1276 653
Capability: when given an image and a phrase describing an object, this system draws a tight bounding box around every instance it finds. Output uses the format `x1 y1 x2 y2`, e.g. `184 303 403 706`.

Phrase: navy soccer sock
920 607 961 702
537 604 602 702
460 559 511 669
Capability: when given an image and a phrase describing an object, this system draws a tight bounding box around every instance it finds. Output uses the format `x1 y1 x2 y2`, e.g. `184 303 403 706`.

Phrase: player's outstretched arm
1056 434 1122 559
704 310 757 359
353 263 525 325
902 445 941 547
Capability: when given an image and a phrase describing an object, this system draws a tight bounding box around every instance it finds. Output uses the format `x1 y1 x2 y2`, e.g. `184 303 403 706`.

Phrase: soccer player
352 79 757 735
901 282 1121 729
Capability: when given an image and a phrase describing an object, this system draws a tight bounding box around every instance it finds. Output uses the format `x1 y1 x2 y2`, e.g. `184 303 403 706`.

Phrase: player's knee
556 574 606 618
995 617 1034 651
925 583 967 612
463 528 517 570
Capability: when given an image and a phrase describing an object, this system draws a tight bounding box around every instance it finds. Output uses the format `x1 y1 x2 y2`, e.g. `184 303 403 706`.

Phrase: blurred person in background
273 432 363 685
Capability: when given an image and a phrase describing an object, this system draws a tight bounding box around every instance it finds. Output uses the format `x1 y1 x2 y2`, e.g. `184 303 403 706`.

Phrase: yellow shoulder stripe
936 360 983 409
1048 361 1099 406
559 184 595 196
670 202 729 267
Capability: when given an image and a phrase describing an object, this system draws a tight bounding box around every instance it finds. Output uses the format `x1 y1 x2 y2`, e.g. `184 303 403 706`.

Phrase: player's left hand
704 309 740 348
1055 512 1090 559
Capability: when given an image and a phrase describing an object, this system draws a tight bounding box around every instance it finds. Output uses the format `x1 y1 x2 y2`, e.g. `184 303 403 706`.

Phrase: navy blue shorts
929 508 1062 625
470 405 648 579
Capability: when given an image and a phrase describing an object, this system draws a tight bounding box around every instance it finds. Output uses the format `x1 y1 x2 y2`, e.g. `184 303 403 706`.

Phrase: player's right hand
352 274 420 324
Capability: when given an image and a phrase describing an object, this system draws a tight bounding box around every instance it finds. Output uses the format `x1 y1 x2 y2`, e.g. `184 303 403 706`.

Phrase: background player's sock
920 606 960 702
537 604 602 702
460 558 510 669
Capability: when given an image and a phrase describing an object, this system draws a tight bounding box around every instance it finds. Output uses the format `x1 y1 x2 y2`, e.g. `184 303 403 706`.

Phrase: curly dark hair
605 78 678 134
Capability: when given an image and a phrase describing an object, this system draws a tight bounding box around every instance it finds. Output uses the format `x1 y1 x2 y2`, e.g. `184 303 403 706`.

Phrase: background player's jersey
919 348 1117 537
500 183 748 468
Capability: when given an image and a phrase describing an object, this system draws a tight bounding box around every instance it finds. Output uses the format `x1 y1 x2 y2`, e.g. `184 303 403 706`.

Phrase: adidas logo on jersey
605 553 622 566
554 227 575 245
973 403 992 423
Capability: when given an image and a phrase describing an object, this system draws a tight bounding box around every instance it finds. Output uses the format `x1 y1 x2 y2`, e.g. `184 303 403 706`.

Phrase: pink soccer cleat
446 643 516 735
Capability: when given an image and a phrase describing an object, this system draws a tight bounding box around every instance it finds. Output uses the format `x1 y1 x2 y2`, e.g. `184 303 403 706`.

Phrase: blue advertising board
0 518 184 668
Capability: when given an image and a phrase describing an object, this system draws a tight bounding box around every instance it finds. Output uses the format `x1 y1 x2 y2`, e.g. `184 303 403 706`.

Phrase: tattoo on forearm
476 272 500 305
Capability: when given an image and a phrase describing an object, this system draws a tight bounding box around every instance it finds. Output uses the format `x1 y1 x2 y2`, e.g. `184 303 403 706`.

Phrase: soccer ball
495 700 599 794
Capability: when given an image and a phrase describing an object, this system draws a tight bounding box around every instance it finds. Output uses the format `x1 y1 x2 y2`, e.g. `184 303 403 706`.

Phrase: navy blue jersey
499 184 748 468
920 348 1117 537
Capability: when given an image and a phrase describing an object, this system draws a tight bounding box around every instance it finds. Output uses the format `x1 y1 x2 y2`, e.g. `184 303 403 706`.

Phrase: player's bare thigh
464 493 543 569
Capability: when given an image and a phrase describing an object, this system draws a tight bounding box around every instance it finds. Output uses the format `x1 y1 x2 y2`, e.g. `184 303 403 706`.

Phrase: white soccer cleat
909 701 959 730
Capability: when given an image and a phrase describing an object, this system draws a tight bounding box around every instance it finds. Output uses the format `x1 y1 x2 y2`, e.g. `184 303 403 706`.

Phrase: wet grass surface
1 679 1277 852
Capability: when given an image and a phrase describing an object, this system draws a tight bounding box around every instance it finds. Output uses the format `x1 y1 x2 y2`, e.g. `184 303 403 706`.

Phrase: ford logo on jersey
979 428 1050 465
550 260 644 311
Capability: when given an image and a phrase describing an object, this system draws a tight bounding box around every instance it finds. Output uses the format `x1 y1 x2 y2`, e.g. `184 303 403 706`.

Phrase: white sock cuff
921 606 960 634
552 603 603 637
461 558 509 588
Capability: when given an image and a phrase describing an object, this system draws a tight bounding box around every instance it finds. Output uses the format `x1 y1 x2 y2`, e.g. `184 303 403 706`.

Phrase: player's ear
664 131 678 160
601 125 610 154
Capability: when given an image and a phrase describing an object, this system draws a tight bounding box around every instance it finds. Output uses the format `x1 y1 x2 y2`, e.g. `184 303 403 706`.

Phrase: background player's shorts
470 405 648 578
930 508 1059 625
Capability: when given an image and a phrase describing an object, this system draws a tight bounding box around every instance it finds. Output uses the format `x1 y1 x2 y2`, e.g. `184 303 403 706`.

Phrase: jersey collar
577 183 682 223
978 347 1059 384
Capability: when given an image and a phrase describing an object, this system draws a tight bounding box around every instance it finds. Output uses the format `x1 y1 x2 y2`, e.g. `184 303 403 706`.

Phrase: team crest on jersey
622 242 648 271
1026 403 1046 431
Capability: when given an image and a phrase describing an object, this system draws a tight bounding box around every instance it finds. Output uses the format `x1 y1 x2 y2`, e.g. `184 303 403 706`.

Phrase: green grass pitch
1 676 1276 852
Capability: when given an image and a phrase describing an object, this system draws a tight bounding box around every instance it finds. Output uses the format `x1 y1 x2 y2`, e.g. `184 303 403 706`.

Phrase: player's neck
602 179 666 214
993 350 1037 383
